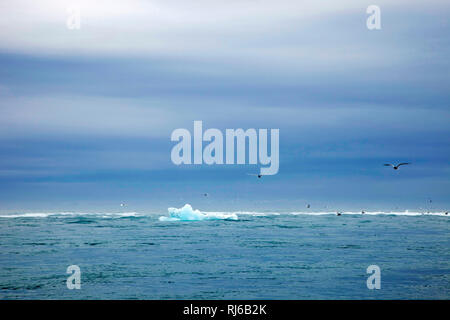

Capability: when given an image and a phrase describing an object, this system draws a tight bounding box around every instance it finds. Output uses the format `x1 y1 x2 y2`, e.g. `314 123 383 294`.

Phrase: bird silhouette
383 162 411 170
247 173 263 178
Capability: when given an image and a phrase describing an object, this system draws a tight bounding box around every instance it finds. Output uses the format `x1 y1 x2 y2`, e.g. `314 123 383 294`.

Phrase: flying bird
247 173 263 178
383 162 411 170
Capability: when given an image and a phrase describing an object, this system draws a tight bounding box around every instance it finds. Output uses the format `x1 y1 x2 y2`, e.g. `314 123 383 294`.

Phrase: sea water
0 205 448 299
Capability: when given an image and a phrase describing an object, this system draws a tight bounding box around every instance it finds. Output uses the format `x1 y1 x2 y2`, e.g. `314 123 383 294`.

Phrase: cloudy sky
0 0 449 212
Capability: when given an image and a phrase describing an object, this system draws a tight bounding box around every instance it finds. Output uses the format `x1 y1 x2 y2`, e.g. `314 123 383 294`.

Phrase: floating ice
159 204 238 221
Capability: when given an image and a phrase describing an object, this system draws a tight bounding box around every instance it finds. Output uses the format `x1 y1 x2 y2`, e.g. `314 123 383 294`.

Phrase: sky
0 0 449 212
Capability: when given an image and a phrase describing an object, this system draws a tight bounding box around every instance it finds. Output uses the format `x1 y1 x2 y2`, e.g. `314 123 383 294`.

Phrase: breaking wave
236 210 449 217
0 208 447 220
0 212 141 219
287 210 448 217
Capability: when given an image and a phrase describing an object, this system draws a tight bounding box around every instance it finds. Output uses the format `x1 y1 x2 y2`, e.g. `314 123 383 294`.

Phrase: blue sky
0 0 449 212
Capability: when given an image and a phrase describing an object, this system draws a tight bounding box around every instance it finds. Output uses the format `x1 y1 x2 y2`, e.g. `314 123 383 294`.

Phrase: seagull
383 162 411 170
120 202 127 207
247 173 263 178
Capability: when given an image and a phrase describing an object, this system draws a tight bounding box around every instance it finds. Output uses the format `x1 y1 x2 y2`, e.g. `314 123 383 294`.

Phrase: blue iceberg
159 204 238 221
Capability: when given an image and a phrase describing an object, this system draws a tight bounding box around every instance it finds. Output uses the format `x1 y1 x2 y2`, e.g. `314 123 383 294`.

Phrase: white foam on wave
0 212 141 218
0 208 447 219
290 211 448 217
234 211 281 216
209 210 447 217
159 204 238 221
158 206 447 221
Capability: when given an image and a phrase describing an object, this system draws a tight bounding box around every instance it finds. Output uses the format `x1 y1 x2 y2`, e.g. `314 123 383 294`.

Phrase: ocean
0 207 449 299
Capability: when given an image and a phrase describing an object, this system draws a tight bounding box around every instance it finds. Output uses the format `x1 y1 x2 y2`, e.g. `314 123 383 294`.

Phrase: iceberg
159 204 238 221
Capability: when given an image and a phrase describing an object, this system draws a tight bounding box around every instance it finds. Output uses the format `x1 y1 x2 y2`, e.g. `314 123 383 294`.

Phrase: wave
288 211 449 217
0 212 142 219
0 208 447 219
237 210 449 217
